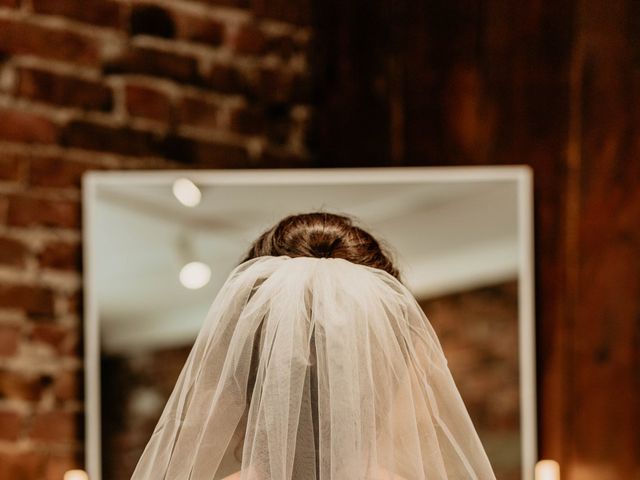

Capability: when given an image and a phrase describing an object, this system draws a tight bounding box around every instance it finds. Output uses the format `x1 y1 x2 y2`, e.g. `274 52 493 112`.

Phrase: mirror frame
82 166 537 480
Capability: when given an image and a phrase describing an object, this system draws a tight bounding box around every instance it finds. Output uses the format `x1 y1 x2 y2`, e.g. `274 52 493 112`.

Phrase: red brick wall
0 1 313 478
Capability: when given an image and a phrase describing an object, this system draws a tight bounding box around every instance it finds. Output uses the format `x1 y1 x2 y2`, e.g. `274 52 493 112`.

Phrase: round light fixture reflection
172 178 201 207
179 261 211 289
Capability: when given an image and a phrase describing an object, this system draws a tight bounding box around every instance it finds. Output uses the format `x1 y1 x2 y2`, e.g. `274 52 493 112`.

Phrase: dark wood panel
308 0 392 167
309 0 640 477
568 1 640 477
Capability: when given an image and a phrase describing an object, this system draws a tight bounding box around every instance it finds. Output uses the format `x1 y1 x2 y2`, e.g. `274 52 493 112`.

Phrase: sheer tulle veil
130 254 497 480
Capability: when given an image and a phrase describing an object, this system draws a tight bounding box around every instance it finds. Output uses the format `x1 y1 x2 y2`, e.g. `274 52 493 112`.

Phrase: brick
252 0 311 26
0 235 28 267
44 452 80 480
0 196 7 225
29 410 80 443
0 108 58 144
16 67 113 111
125 83 172 123
53 369 80 401
205 62 247 95
65 290 82 316
0 283 55 317
0 155 28 182
0 451 46 479
30 323 78 355
231 22 266 55
7 194 80 229
0 325 20 357
38 240 81 271
163 135 249 167
0 369 50 401
104 46 199 84
62 120 161 157
249 67 297 103
0 410 22 441
228 105 266 134
32 0 123 28
192 0 249 7
176 95 218 129
30 156 102 188
174 13 224 46
0 19 100 65
265 33 296 59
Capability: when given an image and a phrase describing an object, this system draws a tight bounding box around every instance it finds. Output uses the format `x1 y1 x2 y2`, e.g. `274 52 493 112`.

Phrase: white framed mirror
82 166 536 480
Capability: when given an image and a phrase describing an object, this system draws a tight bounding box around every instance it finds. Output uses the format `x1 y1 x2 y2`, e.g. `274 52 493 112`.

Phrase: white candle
63 470 89 480
535 460 560 480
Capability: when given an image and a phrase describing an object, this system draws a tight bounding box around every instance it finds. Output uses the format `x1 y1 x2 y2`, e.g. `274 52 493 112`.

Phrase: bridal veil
130 255 496 480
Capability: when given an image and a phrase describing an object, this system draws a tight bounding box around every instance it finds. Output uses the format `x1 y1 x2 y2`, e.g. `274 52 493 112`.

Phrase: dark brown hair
240 211 401 280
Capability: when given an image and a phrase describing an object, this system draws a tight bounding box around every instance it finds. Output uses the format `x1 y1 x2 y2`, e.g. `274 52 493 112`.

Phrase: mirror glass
84 167 535 480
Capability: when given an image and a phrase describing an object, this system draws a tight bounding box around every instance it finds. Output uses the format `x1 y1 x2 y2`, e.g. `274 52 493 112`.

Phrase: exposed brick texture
0 451 46 480
0 19 100 65
61 120 161 157
52 369 81 401
252 0 311 25
0 410 22 441
176 94 219 129
124 83 172 123
38 240 82 271
192 0 250 8
15 67 114 111
32 322 78 354
229 105 266 134
0 284 55 318
104 46 200 84
7 194 80 229
0 1 312 477
163 135 250 166
0 368 50 401
0 156 28 182
205 62 248 94
0 235 27 266
232 22 267 55
29 156 103 188
31 0 124 28
174 14 224 46
0 325 20 357
29 410 81 443
0 109 58 144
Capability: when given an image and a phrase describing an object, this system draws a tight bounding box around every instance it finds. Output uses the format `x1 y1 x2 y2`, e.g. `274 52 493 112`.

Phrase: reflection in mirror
83 167 535 480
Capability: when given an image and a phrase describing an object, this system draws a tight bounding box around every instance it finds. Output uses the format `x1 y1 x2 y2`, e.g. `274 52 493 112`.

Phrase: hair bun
242 212 401 280
307 232 341 258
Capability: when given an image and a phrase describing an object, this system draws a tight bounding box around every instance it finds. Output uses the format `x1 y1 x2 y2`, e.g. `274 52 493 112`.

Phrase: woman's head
241 212 401 281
